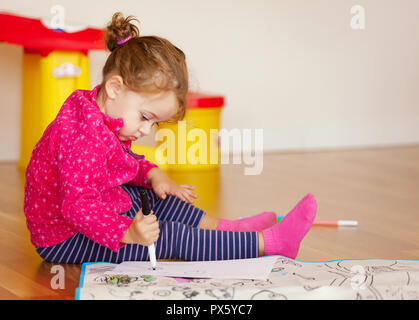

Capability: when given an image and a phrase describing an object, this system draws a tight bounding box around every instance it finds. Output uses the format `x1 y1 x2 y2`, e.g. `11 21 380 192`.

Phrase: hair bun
105 12 140 52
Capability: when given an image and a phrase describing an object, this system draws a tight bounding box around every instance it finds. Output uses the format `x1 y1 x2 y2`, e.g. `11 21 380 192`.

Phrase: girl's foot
261 193 317 259
217 211 277 232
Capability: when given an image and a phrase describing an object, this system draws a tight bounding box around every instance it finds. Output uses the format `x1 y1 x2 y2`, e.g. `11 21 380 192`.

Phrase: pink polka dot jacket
24 85 158 252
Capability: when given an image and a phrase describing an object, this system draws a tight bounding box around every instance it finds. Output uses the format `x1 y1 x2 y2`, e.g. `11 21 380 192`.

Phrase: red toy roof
0 12 105 54
187 92 225 108
0 12 225 105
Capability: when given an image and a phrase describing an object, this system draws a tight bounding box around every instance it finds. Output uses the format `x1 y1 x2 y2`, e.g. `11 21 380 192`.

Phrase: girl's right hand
121 208 160 246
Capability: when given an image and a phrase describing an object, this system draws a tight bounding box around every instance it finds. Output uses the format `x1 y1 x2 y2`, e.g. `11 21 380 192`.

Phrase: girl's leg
121 184 205 228
205 194 317 233
215 212 278 232
35 188 315 263
34 186 260 263
35 192 316 263
197 214 219 230
35 222 260 263
262 193 316 258
121 184 276 232
156 222 260 261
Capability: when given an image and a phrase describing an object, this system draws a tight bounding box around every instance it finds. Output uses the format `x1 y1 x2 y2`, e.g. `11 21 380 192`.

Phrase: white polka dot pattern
24 85 158 252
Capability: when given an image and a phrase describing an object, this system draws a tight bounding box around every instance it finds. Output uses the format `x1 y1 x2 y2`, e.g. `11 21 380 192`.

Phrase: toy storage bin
156 91 225 171
0 12 105 168
19 50 90 168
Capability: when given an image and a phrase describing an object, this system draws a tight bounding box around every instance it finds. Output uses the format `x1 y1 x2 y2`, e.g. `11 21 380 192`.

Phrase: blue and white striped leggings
35 184 259 264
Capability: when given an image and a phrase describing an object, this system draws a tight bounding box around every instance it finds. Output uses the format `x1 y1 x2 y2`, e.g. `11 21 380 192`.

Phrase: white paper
104 256 277 280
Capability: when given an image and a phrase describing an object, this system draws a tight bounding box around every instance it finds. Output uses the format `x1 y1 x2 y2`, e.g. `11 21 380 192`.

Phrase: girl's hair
101 12 188 122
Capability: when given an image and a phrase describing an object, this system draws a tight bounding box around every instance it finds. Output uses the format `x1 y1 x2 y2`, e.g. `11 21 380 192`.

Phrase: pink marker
313 220 358 227
276 216 358 227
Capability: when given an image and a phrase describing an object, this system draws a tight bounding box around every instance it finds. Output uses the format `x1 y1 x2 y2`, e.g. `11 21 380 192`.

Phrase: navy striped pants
35 185 259 264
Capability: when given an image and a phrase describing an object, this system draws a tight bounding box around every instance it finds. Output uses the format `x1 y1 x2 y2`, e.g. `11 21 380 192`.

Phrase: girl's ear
105 75 124 100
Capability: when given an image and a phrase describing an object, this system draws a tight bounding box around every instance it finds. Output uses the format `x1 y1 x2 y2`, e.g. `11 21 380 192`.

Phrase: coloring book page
76 256 419 300
104 257 278 280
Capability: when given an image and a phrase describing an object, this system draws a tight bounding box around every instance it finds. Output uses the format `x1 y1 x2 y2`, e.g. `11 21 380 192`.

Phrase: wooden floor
0 145 418 299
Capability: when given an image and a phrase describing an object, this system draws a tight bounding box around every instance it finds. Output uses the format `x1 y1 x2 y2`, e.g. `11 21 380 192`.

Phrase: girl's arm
126 158 158 189
146 166 166 185
146 167 198 203
57 134 133 253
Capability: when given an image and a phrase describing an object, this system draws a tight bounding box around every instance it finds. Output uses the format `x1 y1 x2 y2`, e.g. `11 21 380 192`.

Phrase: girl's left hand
150 169 198 203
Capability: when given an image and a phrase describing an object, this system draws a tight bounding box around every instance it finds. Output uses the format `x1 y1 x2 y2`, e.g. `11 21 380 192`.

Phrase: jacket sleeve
127 158 158 188
57 134 132 252
124 147 158 188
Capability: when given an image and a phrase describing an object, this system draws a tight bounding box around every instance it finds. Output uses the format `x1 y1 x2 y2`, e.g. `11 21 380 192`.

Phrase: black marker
139 190 157 270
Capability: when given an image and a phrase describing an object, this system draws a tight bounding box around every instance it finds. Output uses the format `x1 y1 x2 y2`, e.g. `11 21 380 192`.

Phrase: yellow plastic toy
0 12 105 169
132 92 225 172
20 50 91 168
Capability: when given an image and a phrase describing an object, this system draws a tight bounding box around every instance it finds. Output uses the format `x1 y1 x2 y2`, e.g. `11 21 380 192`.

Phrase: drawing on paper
77 258 419 300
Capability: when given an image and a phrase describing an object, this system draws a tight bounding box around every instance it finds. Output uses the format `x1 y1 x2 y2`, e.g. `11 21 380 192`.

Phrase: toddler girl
24 12 317 264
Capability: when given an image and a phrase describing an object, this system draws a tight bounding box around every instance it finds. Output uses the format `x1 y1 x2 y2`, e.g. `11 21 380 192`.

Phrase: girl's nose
139 123 153 136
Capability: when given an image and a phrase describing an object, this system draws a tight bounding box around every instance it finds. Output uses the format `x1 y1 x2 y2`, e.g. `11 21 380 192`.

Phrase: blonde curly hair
101 12 189 122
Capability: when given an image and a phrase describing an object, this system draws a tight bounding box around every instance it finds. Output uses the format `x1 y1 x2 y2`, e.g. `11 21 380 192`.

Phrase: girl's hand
154 180 198 204
147 168 198 203
121 208 160 246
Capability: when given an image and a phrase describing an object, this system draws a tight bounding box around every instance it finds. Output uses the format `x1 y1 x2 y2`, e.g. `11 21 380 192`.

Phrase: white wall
1 0 419 161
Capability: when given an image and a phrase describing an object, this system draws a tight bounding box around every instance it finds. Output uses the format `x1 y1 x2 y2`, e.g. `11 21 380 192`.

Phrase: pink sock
217 211 277 232
262 193 317 259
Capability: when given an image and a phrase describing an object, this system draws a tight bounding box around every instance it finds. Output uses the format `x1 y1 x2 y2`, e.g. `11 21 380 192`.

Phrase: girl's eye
141 113 159 127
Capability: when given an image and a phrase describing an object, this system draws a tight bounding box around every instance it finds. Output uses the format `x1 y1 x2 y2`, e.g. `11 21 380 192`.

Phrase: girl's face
97 75 179 142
